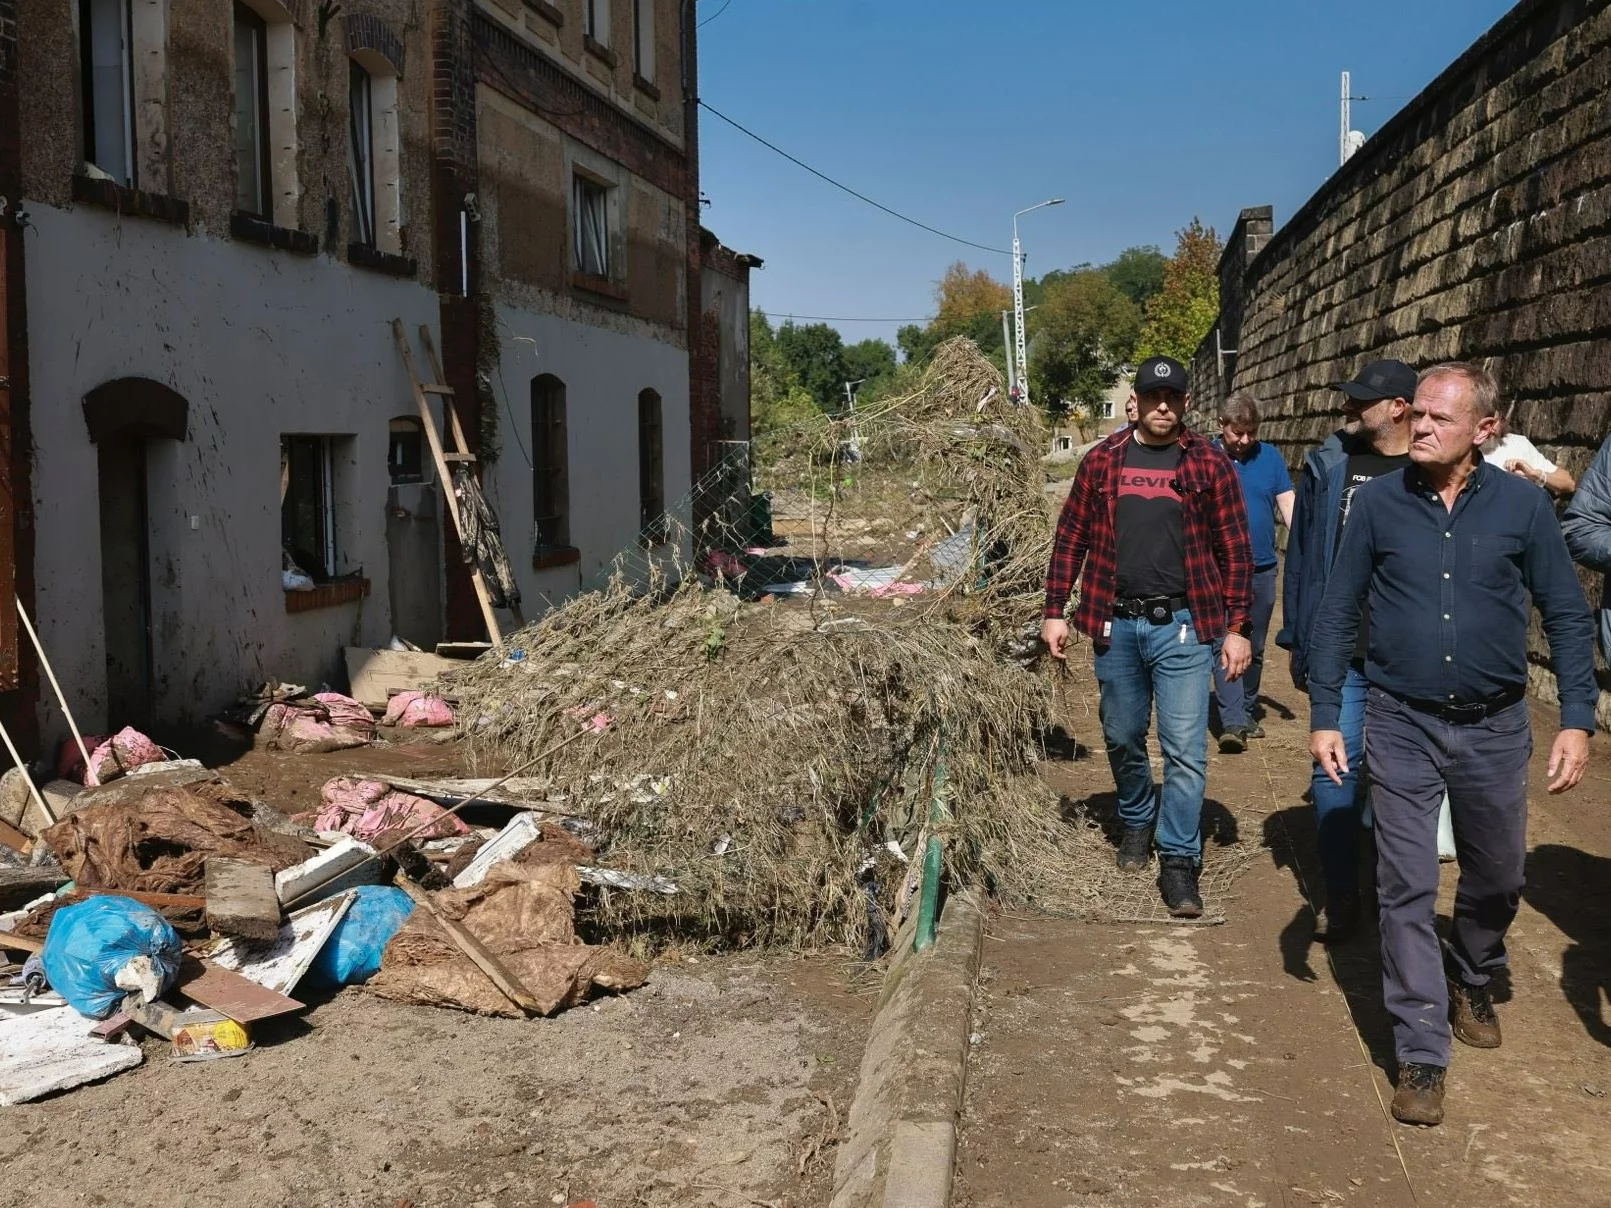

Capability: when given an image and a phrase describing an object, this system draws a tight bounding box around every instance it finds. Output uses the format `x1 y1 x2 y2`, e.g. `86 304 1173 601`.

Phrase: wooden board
78 889 207 912
394 875 540 1016
0 931 42 954
344 647 459 711
0 1006 143 1105
0 817 30 855
208 891 356 997
452 813 541 889
173 956 304 1023
378 775 554 811
274 835 384 909
204 858 280 941
435 642 493 660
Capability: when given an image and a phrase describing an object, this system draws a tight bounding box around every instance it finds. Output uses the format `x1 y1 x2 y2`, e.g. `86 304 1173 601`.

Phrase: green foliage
775 321 848 413
1134 220 1222 365
1027 269 1142 419
843 338 898 394
1103 245 1168 308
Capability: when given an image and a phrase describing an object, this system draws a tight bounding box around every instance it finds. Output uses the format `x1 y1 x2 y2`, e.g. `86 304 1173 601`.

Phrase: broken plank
0 1005 143 1105
393 875 541 1016
453 813 541 889
0 931 42 954
343 647 459 712
204 858 281 942
435 641 493 660
377 775 554 810
275 834 384 909
173 956 304 1023
0 817 30 856
80 889 207 912
208 891 356 997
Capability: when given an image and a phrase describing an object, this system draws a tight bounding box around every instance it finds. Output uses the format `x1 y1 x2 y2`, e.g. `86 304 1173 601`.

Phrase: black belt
1390 686 1526 725
1113 595 1189 623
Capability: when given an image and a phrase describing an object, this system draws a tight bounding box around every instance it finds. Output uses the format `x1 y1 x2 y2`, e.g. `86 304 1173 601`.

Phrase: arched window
638 388 664 542
345 17 403 255
532 375 570 551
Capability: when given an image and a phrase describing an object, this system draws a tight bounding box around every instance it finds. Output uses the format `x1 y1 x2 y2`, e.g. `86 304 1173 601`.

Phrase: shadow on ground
1526 843 1611 1048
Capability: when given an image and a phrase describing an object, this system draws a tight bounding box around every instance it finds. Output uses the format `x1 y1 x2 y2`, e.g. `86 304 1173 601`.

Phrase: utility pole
1340 71 1368 165
1001 309 1017 398
843 378 865 461
1011 199 1064 408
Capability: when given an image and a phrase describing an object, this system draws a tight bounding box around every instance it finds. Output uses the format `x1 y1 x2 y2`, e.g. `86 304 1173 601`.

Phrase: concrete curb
830 887 986 1208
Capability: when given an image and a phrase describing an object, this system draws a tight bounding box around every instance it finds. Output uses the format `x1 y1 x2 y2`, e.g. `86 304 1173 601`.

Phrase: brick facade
344 13 407 75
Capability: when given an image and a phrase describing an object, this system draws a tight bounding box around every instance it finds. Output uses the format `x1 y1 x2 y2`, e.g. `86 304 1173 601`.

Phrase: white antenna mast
1340 71 1368 165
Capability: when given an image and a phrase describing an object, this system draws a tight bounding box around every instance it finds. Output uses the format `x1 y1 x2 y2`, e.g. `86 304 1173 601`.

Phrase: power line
698 0 736 27
763 312 934 324
699 100 1011 257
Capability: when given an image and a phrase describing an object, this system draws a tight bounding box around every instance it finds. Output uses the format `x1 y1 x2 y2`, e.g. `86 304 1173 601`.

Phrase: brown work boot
1391 1062 1446 1126
1448 978 1502 1049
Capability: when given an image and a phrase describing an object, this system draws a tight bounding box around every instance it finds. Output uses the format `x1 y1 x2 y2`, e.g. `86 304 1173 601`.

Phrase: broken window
573 176 610 278
232 2 271 218
281 435 338 580
79 0 135 186
347 60 375 247
638 388 665 543
388 417 425 485
633 0 654 81
531 375 571 552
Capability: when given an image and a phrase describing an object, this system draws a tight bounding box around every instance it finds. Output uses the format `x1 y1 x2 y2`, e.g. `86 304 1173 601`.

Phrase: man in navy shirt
1211 391 1294 753
1308 362 1595 1127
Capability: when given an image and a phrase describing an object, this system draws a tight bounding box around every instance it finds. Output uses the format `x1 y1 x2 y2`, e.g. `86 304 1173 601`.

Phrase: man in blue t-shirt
1212 391 1294 752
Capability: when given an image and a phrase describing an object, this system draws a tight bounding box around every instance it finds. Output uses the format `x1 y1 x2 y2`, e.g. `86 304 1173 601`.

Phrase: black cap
1135 356 1188 396
1330 359 1417 402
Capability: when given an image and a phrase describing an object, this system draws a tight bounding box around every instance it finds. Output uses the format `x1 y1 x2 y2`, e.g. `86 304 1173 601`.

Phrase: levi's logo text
1117 468 1181 503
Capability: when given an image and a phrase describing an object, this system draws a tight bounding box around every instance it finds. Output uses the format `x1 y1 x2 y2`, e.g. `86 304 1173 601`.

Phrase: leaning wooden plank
0 932 43 955
0 1006 143 1105
343 647 459 711
81 889 208 912
275 835 384 909
452 813 542 889
172 956 304 1023
204 858 281 941
208 892 356 996
392 875 540 1016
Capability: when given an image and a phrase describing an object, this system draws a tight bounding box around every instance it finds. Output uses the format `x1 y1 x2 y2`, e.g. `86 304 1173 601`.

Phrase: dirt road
956 655 1611 1208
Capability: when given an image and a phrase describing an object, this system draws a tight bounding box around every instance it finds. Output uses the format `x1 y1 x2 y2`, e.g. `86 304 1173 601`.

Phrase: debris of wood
370 775 554 811
0 870 69 914
0 931 43 954
204 858 281 941
208 891 357 996
0 769 65 841
435 641 493 660
275 836 386 910
173 956 304 1023
390 875 542 1016
0 818 30 856
344 647 459 712
452 814 541 888
0 1005 143 1105
69 763 218 808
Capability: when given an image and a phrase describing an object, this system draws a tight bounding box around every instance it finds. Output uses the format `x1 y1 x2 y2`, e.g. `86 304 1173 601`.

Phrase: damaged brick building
0 0 756 745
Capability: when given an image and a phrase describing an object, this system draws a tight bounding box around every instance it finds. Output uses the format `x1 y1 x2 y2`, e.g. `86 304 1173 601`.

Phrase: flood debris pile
447 340 1093 953
0 735 645 1106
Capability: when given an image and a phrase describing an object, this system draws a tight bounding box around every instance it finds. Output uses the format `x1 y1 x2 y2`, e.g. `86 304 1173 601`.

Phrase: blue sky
695 0 1517 350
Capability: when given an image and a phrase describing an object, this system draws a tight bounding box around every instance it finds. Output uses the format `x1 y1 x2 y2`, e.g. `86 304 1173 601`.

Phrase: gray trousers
1363 687 1532 1067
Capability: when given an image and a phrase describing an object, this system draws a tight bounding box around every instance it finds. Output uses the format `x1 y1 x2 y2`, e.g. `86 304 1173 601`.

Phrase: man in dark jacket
1042 356 1254 917
1563 431 1611 658
1276 359 1415 941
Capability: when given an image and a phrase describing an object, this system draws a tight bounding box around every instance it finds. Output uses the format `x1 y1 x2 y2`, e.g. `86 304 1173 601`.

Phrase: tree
933 261 1012 334
1027 269 1142 418
775 321 848 412
1103 245 1168 309
842 338 897 392
750 310 817 434
1134 220 1222 365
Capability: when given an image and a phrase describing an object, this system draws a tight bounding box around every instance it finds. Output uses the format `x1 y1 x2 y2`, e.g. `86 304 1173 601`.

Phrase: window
388 418 425 485
532 376 571 551
282 436 338 580
584 0 608 43
348 61 375 247
638 389 665 542
80 0 135 186
232 3 271 218
574 176 610 278
632 0 654 81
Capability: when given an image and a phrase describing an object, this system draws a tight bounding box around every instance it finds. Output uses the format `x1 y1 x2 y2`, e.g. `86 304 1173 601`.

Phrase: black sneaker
1218 728 1247 754
1159 856 1203 918
1313 894 1360 944
1117 826 1153 872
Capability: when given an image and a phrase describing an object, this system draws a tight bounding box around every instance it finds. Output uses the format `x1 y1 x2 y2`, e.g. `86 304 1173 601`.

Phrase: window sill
72 174 189 226
533 545 581 571
584 35 618 68
348 242 417 278
286 577 371 613
633 73 661 101
231 211 319 255
525 0 564 26
571 271 629 304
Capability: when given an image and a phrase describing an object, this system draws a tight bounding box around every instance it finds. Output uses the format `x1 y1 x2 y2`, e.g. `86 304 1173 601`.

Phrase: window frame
573 174 611 279
347 60 376 248
632 0 654 81
79 0 136 187
281 435 339 581
531 376 572 553
232 1 273 219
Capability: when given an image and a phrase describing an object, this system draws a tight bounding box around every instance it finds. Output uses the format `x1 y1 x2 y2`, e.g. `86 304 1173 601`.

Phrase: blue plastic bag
307 886 414 987
41 896 183 1019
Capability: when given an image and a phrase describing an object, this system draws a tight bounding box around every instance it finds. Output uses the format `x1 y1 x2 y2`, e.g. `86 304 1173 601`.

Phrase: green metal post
913 742 948 953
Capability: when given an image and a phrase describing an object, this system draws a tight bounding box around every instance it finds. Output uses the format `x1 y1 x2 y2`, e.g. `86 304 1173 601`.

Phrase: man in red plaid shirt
1042 356 1255 916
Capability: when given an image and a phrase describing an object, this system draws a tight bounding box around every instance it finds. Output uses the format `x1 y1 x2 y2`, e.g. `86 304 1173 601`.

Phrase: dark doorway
98 433 153 726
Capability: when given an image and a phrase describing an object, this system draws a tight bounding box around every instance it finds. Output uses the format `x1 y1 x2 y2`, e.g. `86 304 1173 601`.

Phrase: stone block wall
1193 0 1611 719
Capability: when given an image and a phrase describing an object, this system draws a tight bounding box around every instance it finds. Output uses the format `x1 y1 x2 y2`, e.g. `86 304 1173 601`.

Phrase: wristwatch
1230 622 1252 638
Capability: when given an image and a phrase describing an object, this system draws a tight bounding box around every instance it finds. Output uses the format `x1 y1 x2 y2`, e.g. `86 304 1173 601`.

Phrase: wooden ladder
391 318 517 644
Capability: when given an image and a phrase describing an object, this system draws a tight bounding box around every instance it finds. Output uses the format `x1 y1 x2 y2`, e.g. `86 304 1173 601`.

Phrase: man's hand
1311 729 1349 786
1288 650 1308 694
1041 618 1072 661
1504 459 1543 487
1547 728 1591 794
1220 633 1252 680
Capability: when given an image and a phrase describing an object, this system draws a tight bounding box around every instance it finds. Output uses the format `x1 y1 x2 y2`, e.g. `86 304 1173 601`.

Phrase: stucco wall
1191 0 1611 720
484 299 691 607
24 201 441 736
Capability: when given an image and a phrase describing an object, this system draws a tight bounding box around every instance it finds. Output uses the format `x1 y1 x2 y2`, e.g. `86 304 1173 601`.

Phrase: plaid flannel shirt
1044 426 1253 643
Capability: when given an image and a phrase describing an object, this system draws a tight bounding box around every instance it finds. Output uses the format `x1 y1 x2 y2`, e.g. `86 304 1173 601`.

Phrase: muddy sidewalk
956 658 1611 1208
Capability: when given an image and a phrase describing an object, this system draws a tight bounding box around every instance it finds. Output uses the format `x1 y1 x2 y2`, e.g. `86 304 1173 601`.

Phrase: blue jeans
1213 565 1278 730
1093 608 1213 861
1312 666 1369 904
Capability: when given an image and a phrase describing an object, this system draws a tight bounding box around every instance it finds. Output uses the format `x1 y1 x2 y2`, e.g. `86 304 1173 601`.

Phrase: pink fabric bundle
259 692 376 754
381 691 455 728
58 727 167 786
315 776 470 842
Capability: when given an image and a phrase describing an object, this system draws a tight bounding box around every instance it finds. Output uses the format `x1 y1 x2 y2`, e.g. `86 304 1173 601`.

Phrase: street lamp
843 378 866 461
1012 199 1064 407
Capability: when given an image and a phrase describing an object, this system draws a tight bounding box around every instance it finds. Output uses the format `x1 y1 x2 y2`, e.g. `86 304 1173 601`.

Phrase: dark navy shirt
1213 439 1292 569
1308 459 1598 734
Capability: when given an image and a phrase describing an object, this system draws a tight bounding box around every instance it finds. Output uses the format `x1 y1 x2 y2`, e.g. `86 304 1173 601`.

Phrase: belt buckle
1442 700 1485 723
1146 601 1173 625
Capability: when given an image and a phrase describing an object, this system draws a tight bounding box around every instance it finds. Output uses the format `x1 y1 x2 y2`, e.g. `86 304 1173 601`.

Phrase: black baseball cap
1330 359 1417 402
1135 356 1188 396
